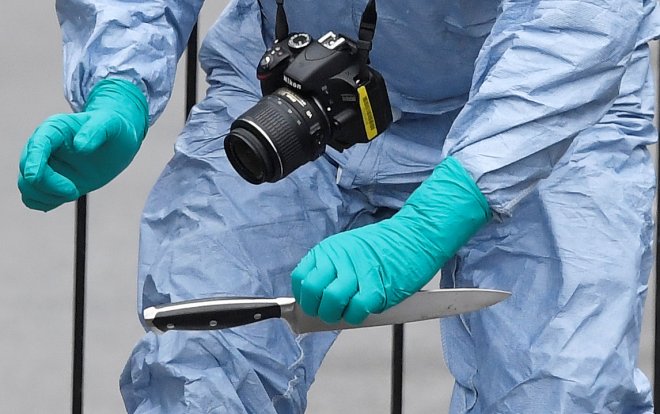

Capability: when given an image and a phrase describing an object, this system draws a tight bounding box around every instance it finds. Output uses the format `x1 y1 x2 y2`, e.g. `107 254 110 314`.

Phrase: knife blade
144 288 510 334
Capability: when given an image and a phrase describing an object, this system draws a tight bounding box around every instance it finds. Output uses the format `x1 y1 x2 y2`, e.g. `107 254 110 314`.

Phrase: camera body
257 31 392 150
225 30 393 184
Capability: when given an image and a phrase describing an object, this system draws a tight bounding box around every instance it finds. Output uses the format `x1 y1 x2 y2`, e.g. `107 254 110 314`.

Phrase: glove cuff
84 78 150 141
396 156 492 263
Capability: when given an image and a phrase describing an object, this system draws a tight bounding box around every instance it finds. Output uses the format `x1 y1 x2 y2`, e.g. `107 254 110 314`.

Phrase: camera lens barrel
225 89 328 184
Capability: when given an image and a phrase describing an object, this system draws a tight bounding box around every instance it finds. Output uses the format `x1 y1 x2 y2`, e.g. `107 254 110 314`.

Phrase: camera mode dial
287 33 312 50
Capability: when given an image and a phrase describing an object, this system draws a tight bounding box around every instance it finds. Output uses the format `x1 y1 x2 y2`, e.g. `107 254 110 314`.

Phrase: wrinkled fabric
56 0 660 412
56 0 204 123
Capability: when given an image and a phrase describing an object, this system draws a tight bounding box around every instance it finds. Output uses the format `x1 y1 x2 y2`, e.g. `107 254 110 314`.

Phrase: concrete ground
1 2 656 413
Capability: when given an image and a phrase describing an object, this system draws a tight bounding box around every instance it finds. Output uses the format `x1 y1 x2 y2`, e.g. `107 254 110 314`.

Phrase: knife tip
492 289 512 303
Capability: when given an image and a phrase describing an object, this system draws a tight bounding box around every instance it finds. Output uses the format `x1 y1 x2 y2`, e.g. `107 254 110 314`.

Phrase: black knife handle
148 299 283 332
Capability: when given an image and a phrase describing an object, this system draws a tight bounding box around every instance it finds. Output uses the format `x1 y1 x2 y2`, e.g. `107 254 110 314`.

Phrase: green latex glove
18 78 149 211
291 156 492 325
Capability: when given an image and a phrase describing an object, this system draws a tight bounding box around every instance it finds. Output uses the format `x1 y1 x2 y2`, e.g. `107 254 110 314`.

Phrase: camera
224 1 392 184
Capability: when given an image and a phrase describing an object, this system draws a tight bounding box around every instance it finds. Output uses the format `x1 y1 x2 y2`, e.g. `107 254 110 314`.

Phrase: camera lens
225 89 329 184
224 127 273 184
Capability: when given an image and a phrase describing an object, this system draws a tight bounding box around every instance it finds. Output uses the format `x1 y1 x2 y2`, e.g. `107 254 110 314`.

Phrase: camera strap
275 0 289 42
357 0 376 66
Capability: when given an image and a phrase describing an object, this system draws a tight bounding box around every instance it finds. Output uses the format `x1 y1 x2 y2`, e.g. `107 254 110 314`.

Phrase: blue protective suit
56 0 660 412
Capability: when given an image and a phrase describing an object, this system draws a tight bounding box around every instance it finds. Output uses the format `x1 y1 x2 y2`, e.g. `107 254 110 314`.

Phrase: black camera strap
357 0 376 66
275 0 289 42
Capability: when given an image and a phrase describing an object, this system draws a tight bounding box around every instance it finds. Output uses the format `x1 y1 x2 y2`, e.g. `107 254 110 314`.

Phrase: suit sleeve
441 0 660 216
56 0 206 124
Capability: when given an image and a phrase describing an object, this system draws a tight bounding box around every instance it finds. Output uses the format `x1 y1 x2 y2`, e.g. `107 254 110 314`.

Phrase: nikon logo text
283 76 302 90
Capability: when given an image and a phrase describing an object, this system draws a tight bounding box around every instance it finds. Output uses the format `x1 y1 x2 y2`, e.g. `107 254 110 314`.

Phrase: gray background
1 2 656 413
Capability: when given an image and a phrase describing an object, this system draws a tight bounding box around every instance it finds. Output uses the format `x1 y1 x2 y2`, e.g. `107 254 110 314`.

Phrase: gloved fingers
316 256 359 324
343 292 381 325
19 142 80 203
343 266 387 325
291 249 317 302
20 114 84 191
73 112 121 153
18 173 78 211
21 119 68 182
298 248 338 317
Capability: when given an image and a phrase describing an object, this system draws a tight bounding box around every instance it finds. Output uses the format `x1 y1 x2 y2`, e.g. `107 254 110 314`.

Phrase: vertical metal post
186 24 199 117
654 174 659 407
654 42 660 409
391 324 404 414
72 195 88 414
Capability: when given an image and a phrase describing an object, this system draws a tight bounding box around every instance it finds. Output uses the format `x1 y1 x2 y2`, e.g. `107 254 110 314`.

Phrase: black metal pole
654 174 659 408
72 195 87 414
186 24 199 117
654 43 660 408
391 324 404 414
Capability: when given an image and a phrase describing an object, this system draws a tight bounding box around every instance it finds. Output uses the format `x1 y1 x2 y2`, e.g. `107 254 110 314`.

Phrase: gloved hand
18 78 149 211
291 156 492 325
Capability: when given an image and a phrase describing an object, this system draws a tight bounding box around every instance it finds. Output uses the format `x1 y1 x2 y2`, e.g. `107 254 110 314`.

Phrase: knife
144 288 510 334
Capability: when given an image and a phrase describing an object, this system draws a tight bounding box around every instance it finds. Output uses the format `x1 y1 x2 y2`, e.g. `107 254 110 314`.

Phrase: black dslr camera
224 0 392 184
